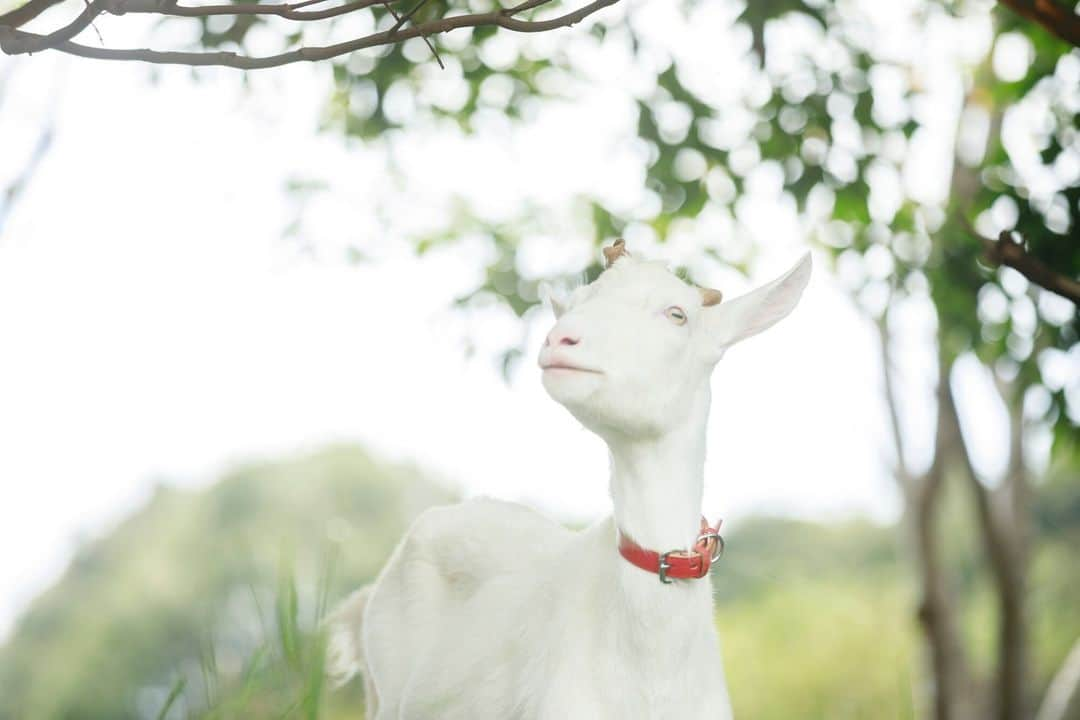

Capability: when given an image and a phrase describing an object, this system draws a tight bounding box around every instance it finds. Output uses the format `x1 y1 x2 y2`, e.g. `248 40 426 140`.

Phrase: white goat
329 241 811 720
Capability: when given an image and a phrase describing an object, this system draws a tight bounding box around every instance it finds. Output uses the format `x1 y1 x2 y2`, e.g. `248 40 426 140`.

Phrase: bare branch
83 0 105 45
502 0 554 14
996 0 1080 48
160 0 382 21
986 230 1080 307
5 0 390 56
0 0 66 29
953 211 1080 308
0 0 619 69
943 374 1012 583
388 0 429 33
290 0 335 9
382 0 441 68
11 0 99 51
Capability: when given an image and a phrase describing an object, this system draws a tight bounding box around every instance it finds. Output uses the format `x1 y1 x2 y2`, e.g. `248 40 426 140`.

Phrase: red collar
617 517 724 584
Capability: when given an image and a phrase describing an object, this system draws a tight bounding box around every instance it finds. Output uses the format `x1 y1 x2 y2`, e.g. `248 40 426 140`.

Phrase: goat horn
700 287 723 306
602 239 630 268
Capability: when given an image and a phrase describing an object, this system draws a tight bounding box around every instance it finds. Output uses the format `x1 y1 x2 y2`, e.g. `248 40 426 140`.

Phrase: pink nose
544 328 581 347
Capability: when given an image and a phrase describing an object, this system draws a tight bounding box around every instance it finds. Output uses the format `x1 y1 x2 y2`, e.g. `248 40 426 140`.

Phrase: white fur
330 251 812 719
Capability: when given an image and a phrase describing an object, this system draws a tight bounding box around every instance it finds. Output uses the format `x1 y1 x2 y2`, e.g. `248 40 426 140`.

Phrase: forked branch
0 0 617 70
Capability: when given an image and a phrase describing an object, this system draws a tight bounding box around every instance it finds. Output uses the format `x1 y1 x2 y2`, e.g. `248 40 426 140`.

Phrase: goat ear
702 253 811 353
540 282 569 319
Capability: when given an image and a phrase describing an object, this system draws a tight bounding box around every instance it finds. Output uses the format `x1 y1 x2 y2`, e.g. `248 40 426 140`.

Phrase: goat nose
544 328 581 347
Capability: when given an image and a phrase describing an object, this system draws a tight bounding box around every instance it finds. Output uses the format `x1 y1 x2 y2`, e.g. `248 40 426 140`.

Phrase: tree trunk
942 370 1031 720
997 567 1027 720
995 383 1030 720
909 355 976 720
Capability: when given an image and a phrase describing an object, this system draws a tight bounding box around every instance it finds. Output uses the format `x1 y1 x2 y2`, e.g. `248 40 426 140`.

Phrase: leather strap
617 517 722 583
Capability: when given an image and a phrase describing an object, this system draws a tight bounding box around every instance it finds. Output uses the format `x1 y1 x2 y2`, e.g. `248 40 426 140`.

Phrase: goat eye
665 306 687 325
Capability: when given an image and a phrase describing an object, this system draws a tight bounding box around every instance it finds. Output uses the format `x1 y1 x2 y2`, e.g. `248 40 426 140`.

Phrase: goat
329 241 811 719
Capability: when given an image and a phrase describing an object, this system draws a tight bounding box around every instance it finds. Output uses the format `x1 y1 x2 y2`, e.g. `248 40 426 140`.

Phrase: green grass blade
155 676 187 720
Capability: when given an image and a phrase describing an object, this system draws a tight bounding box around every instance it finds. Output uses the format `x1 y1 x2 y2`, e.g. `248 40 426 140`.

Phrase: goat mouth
541 363 602 374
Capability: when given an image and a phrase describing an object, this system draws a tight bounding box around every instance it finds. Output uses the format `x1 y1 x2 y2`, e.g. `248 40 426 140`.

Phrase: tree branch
388 0 428 33
943 370 1016 593
9 0 99 50
158 0 382 21
955 210 1080 308
0 0 395 55
381 0 441 69
0 0 66 29
996 0 1080 48
5 0 402 56
0 0 617 68
502 0 554 14
985 230 1080 307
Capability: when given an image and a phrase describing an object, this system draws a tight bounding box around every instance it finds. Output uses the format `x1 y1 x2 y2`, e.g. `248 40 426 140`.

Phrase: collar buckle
658 552 674 584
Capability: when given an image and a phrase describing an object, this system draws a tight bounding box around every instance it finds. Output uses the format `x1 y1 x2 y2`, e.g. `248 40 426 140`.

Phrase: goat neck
607 389 710 557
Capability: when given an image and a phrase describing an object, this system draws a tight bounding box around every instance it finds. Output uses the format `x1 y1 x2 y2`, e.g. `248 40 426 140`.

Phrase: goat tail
325 585 374 690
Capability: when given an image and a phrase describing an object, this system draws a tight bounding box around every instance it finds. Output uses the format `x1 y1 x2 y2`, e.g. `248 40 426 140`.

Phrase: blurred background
0 0 1077 717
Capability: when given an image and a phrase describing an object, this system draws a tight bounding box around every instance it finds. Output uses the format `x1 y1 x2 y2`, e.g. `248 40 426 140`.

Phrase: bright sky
0 0 1037 639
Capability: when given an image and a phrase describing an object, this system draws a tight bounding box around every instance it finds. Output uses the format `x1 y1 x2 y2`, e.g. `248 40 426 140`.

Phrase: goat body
332 498 730 720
